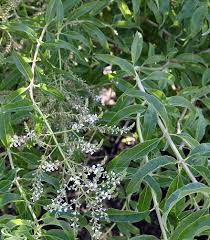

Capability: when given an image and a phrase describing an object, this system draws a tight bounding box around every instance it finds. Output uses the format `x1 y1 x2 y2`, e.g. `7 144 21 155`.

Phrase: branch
7 148 41 236
135 71 197 183
136 114 168 240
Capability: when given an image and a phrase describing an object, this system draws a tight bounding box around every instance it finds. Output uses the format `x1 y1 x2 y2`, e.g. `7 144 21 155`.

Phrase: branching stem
136 114 168 240
7 148 41 235
27 23 73 171
135 71 197 183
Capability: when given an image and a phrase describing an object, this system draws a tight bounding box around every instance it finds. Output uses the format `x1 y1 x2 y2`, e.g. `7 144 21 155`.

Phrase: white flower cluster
99 123 135 135
41 160 61 172
75 138 100 155
1 0 21 21
31 170 43 202
94 95 102 102
48 188 69 213
83 114 98 124
71 113 98 132
10 130 35 148
47 164 121 239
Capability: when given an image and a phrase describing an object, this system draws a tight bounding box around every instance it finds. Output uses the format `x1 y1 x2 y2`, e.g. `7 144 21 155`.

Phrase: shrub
0 0 210 239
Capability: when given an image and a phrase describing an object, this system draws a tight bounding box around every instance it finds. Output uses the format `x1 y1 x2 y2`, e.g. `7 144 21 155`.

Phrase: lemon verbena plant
1 0 210 240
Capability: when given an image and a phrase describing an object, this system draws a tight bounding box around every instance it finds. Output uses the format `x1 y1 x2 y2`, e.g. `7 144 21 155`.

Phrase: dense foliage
0 0 210 239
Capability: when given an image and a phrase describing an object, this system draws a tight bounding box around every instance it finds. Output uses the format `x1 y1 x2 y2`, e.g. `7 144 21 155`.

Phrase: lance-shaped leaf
131 31 143 64
162 183 210 228
13 52 32 80
95 54 135 76
0 111 12 146
127 156 175 194
109 104 144 125
167 96 195 113
130 236 159 240
0 193 22 207
125 89 169 127
176 214 210 239
107 138 160 171
190 4 208 37
2 99 33 113
170 209 208 240
106 208 149 223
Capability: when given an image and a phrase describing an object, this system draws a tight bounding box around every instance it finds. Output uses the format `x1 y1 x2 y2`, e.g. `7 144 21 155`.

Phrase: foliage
0 0 210 239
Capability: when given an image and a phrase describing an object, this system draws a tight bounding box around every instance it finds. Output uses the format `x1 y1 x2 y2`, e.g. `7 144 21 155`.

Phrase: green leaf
125 89 169 127
56 0 64 27
12 52 32 80
142 106 157 140
170 209 208 240
115 79 135 92
118 0 132 18
6 22 37 39
147 0 162 24
177 214 210 239
172 133 199 149
131 31 143 64
42 218 74 240
117 222 139 236
63 0 81 12
143 175 162 202
177 0 198 21
70 1 107 19
95 54 135 76
107 208 149 223
191 165 210 187
38 83 65 101
43 229 69 240
130 236 158 240
109 104 144 125
2 99 33 113
13 151 40 165
176 53 206 66
190 4 208 37
145 71 169 82
167 96 195 113
195 109 207 142
45 0 57 23
127 156 175 194
107 138 160 171
0 111 12 146
0 193 22 207
162 183 210 228
142 55 166 65
0 159 5 176
5 87 27 103
82 23 109 49
132 0 141 21
187 143 210 163
137 185 152 212
41 172 60 188
43 40 85 63
202 68 210 86
0 180 13 193
65 31 90 48
164 175 184 215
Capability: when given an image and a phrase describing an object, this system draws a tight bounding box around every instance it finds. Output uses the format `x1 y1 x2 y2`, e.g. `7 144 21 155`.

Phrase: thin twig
136 114 168 240
135 71 197 183
27 23 73 171
7 148 41 236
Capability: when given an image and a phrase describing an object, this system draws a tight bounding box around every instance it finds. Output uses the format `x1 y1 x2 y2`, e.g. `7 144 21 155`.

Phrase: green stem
135 71 197 183
27 23 73 172
136 114 168 240
7 148 41 235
